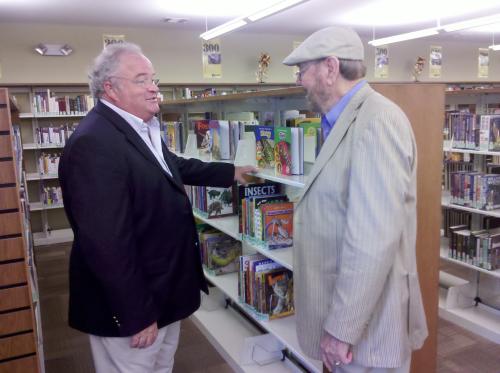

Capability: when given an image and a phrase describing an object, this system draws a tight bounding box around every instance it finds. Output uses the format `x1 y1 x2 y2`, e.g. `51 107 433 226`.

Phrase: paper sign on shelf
374 46 389 79
478 48 489 78
202 38 222 79
103 34 126 49
429 45 442 79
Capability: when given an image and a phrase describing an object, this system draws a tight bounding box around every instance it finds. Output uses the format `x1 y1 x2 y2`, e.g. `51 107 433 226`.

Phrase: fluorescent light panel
369 12 500 47
248 0 305 21
200 18 247 40
368 28 439 46
442 13 500 32
199 0 307 40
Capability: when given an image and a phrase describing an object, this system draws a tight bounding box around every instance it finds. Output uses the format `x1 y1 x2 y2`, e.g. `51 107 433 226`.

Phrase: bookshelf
0 88 44 372
6 85 94 246
440 86 500 344
161 83 443 373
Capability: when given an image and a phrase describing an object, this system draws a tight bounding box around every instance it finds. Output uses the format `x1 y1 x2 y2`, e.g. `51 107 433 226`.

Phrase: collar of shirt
321 79 367 140
100 99 160 136
100 99 172 176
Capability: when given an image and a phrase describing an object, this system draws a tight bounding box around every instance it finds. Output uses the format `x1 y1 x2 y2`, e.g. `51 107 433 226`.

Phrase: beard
305 91 322 113
305 75 330 114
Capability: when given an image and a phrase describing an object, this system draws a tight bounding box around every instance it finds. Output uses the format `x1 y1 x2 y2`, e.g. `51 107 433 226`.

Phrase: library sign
202 38 222 79
103 34 126 49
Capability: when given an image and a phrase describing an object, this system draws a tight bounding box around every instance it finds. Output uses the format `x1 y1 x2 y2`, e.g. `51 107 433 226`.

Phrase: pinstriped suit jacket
294 84 428 368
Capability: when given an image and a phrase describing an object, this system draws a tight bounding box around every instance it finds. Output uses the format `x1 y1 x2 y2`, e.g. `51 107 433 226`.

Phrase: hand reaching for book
234 165 258 186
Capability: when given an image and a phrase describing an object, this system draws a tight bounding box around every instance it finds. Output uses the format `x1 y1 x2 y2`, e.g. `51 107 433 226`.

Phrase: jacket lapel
161 141 186 190
94 101 183 190
297 84 374 206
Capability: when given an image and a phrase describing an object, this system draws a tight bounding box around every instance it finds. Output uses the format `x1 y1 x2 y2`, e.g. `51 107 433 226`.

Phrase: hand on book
320 331 352 371
130 321 158 348
234 165 258 186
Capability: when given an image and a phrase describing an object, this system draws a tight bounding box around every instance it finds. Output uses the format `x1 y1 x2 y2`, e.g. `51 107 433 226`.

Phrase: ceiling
1 0 500 42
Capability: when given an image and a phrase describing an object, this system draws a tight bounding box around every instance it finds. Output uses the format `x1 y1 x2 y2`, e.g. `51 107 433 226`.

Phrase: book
274 127 292 175
264 269 294 319
210 120 231 160
261 202 294 249
299 121 322 162
254 126 275 169
274 126 304 175
193 119 211 153
206 186 236 218
204 235 242 275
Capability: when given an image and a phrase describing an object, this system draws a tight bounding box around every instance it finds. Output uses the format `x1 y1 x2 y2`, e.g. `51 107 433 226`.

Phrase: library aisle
36 242 499 373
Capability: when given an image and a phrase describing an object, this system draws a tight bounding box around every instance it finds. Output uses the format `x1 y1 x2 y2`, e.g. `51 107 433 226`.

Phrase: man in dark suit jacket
59 42 254 372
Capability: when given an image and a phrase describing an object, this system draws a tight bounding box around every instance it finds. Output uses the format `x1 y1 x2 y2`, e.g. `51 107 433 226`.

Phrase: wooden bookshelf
0 88 42 372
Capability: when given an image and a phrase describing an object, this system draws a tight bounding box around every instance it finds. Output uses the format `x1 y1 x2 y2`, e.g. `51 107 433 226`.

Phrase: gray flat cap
283 26 364 66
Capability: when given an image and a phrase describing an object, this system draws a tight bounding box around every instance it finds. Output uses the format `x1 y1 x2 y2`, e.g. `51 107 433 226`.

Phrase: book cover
205 235 242 275
255 126 275 169
489 116 500 151
274 127 292 175
264 269 294 319
210 120 231 160
206 185 236 218
262 202 294 249
299 121 321 162
194 120 211 152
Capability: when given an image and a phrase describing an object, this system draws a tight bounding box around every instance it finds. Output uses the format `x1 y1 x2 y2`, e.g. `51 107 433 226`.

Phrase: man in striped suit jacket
283 27 428 372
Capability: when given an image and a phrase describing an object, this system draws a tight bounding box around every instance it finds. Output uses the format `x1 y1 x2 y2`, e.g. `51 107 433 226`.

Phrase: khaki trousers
89 321 181 373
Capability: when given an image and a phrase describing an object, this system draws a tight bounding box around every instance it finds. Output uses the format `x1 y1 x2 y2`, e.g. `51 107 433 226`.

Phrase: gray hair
88 42 143 98
338 59 366 81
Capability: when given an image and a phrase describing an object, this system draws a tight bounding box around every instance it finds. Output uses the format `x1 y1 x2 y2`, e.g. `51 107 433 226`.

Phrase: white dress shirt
101 99 172 176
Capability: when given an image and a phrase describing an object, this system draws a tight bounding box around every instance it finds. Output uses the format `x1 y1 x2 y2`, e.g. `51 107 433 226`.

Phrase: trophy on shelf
256 52 271 84
412 56 425 82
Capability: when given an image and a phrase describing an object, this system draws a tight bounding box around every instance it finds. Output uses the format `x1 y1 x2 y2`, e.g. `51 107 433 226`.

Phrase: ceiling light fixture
59 44 73 56
34 43 74 56
247 0 306 21
490 44 500 50
369 12 500 47
200 0 308 40
34 44 48 55
442 13 500 32
200 18 247 40
368 27 440 46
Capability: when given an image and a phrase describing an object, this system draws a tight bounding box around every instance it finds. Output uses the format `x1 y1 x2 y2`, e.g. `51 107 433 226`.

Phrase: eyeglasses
295 59 324 81
110 76 160 87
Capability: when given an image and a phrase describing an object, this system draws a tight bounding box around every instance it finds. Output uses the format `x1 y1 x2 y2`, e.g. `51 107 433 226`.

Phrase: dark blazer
59 101 234 337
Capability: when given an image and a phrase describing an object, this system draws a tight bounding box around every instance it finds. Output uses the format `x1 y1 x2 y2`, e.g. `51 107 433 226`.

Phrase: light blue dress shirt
321 79 367 140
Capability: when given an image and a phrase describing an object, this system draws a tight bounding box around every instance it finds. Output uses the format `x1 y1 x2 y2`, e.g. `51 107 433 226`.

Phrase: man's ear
103 80 119 101
323 57 340 86
324 57 340 77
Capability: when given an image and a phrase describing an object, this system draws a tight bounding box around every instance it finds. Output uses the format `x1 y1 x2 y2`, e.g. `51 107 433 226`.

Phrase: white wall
1 22 500 84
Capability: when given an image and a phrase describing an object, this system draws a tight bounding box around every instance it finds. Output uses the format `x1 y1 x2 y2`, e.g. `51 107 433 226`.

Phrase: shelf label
103 34 126 49
202 38 222 79
478 48 489 79
429 45 442 79
374 46 389 79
